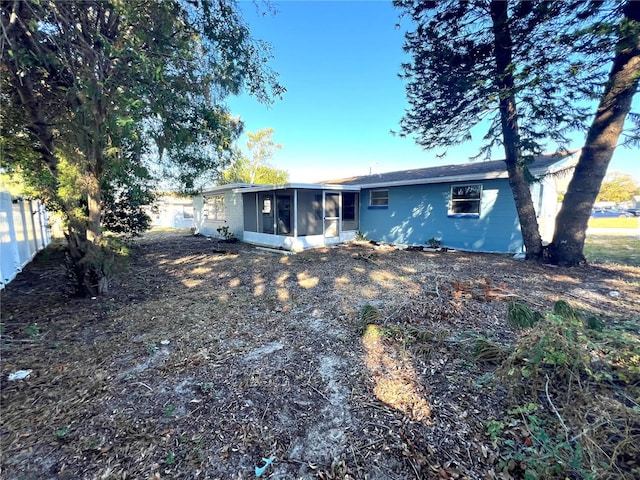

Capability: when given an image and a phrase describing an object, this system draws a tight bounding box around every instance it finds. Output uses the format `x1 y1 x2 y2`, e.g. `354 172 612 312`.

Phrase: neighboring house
192 152 578 254
324 152 578 253
147 195 195 229
194 183 361 250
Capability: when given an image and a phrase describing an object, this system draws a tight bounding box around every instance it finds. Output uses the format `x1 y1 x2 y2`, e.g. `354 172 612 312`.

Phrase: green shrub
358 304 381 335
494 301 640 479
507 302 544 330
426 237 442 248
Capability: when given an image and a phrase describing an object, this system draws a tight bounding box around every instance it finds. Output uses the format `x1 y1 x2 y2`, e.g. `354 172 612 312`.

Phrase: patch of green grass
357 304 381 335
149 226 192 233
588 217 639 228
507 302 544 330
584 235 640 266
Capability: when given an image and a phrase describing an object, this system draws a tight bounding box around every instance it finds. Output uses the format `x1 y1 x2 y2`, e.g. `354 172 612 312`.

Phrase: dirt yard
1 230 639 479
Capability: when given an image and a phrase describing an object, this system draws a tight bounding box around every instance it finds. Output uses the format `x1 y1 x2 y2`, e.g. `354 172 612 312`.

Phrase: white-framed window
183 205 194 219
204 195 225 221
449 184 482 217
369 189 389 208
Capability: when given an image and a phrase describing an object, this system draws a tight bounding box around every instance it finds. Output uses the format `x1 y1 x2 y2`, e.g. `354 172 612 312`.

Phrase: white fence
1 191 51 289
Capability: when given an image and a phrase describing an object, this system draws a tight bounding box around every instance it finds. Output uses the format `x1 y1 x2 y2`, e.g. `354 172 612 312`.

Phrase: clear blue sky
228 0 639 183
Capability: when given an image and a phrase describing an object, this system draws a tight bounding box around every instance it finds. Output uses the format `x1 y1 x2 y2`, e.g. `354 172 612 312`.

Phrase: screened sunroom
237 184 361 251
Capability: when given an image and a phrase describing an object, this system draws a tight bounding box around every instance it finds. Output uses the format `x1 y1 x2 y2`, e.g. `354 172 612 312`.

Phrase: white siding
194 190 244 240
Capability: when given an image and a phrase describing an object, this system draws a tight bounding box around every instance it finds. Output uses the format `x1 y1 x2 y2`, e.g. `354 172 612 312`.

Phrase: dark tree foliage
395 1 596 156
101 162 155 238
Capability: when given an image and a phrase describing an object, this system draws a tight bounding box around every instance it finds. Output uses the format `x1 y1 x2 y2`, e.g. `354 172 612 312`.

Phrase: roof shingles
322 153 575 187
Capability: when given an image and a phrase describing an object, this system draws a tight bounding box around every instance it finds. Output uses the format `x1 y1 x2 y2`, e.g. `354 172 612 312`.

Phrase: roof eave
356 171 510 189
199 183 256 196
232 183 361 194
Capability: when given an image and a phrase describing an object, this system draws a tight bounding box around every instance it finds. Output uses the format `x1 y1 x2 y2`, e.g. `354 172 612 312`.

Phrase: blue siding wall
359 179 524 253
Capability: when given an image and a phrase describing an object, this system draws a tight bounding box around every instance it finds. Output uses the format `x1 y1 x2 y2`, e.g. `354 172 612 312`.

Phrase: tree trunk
490 0 544 260
66 230 107 297
86 164 103 244
63 170 108 296
548 1 640 266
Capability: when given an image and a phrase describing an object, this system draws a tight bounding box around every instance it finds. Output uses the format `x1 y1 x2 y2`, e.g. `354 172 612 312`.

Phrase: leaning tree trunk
548 1 640 266
490 0 544 260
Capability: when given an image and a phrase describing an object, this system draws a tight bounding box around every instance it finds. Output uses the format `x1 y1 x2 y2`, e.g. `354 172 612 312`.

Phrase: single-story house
193 152 578 253
323 152 578 253
194 183 361 250
147 195 195 229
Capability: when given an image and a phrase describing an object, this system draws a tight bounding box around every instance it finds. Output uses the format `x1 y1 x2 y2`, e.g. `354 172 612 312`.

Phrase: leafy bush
102 185 153 238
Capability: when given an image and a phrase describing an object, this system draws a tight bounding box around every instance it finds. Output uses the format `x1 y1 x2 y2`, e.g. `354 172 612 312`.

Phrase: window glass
183 205 194 219
204 195 225 220
343 192 357 221
449 184 482 216
369 190 388 207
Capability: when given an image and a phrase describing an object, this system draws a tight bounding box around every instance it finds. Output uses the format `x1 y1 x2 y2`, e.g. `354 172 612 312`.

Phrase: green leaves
2 0 283 222
219 128 288 186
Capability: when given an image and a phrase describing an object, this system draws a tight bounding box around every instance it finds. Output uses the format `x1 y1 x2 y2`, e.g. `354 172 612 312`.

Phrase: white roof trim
232 183 361 193
199 183 255 196
356 171 508 189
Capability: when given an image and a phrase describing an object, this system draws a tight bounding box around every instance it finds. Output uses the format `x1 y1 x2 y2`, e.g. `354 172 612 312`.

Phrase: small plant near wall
216 225 236 242
355 230 367 241
426 237 442 249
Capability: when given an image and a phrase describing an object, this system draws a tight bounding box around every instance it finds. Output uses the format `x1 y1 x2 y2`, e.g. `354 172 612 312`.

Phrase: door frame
323 191 340 238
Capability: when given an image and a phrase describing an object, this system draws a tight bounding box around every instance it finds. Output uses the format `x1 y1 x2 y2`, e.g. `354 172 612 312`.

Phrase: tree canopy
596 172 640 203
219 128 289 185
0 0 284 294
